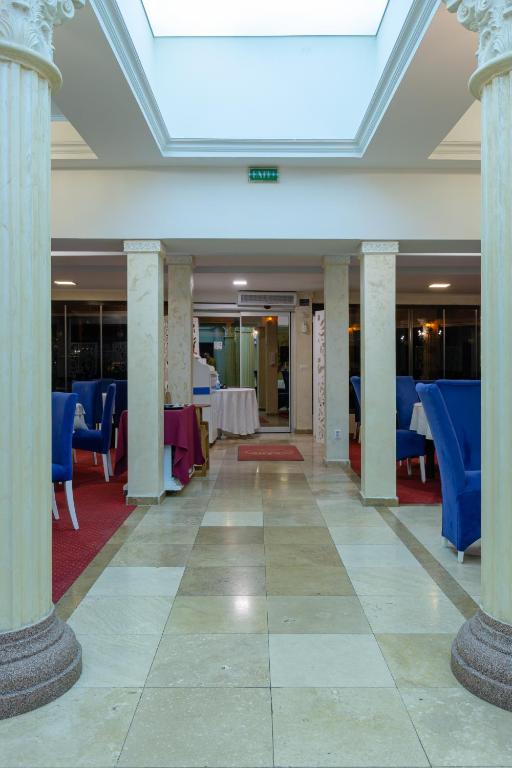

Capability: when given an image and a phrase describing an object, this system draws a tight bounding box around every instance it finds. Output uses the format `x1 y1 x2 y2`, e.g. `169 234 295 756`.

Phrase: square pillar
125 240 165 505
167 255 194 404
323 256 351 465
359 242 398 506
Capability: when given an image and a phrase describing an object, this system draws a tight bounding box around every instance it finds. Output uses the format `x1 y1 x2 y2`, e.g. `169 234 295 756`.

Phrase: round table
409 402 433 439
212 388 260 435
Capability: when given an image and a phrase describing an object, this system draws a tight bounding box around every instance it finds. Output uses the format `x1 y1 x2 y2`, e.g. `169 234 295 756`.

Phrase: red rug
238 444 304 461
52 450 135 602
349 440 442 504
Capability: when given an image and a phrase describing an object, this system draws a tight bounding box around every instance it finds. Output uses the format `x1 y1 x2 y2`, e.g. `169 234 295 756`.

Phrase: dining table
409 401 436 479
211 388 260 436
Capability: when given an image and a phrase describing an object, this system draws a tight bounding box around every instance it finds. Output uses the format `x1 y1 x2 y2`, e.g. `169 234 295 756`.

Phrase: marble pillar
0 0 84 718
445 0 512 710
323 257 350 465
125 241 165 505
167 255 194 404
359 242 398 506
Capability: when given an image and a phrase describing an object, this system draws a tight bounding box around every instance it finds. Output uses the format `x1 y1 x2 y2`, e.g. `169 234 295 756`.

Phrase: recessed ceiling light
54 280 77 286
233 279 247 286
429 283 451 289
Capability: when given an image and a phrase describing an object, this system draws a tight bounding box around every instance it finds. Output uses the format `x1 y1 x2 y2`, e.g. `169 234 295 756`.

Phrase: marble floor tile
0 686 141 767
146 633 270 687
87 566 184 597
165 595 268 633
76 634 160 687
267 596 371 634
195 526 264 545
337 544 421 568
201 509 263 526
119 688 273 767
206 498 264 514
110 530 196 567
265 527 341 567
328 524 400 545
272 687 428 768
68 595 173 635
376 633 457 689
319 504 386 527
263 509 326 527
266 564 355 596
347 565 442 596
402 687 512 767
178 566 266 595
187 542 265 567
269 633 394 687
359 594 465 634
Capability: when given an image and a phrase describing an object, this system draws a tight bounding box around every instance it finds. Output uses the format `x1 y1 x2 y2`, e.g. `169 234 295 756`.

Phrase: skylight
142 0 389 37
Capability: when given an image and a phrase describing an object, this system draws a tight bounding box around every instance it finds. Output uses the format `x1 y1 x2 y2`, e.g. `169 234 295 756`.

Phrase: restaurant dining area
2 0 512 766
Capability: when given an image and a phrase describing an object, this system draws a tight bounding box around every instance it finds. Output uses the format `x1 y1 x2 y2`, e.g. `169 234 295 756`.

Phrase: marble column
167 255 194 404
323 256 350 465
359 242 398 506
0 0 83 718
125 241 165 505
445 0 512 711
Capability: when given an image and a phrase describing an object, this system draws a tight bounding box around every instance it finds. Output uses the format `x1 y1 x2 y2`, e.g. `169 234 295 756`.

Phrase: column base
451 608 512 712
0 610 81 719
323 459 351 468
359 492 399 507
126 490 166 506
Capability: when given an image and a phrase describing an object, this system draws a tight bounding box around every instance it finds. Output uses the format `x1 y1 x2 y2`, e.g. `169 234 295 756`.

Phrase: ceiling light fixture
54 280 77 286
233 279 247 286
429 283 451 289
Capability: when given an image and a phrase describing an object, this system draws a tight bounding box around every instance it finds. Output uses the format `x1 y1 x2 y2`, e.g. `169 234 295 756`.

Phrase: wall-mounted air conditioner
237 291 297 309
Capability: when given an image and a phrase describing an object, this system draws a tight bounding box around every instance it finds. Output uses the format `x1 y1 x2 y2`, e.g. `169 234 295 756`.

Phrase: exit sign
248 167 279 183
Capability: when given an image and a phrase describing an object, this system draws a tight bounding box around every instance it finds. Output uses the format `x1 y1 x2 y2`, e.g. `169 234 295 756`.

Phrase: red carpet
52 451 135 602
238 444 304 461
349 440 442 504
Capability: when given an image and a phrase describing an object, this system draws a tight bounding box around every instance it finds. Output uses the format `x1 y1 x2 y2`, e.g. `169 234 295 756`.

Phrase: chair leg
457 550 465 564
73 449 77 464
102 453 110 482
93 452 98 466
64 480 79 530
115 427 118 449
107 451 113 477
419 455 426 484
52 486 59 521
406 459 412 476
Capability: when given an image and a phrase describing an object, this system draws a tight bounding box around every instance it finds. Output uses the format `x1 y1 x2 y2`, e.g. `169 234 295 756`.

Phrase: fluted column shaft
167 255 194 405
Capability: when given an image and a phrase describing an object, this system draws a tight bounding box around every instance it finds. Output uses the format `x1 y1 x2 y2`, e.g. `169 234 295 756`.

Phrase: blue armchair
350 376 361 440
97 379 114 425
417 382 481 562
71 380 100 429
112 379 128 443
73 383 116 482
52 392 79 530
396 376 427 483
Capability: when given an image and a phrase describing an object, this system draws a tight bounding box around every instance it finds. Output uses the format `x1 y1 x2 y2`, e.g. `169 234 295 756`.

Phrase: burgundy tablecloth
114 407 204 486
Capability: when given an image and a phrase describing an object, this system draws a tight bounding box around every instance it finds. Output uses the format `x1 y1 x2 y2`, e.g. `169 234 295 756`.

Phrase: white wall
52 168 480 241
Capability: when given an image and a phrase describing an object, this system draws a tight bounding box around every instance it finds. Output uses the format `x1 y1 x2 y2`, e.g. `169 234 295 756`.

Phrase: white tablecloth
410 402 432 440
212 388 260 435
73 403 87 431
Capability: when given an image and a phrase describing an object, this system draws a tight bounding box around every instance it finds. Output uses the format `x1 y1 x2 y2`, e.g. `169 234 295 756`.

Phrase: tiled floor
2 434 508 768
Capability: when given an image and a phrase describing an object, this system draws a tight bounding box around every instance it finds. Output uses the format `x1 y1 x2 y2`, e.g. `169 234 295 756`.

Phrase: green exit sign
248 167 279 183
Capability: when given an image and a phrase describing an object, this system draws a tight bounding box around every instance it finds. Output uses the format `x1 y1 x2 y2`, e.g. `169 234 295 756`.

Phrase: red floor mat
52 451 134 602
349 440 442 505
238 444 304 461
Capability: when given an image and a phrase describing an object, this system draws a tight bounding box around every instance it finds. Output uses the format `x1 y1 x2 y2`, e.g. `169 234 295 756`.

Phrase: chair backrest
113 379 128 427
100 383 116 451
71 380 100 429
52 392 78 479
436 380 481 471
350 376 361 423
396 375 419 429
416 383 466 499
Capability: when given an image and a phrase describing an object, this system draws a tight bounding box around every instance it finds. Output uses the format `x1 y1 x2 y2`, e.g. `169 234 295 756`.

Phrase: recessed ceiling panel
142 0 389 37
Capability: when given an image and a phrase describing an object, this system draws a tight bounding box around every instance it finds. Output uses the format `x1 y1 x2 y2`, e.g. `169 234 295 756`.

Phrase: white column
445 0 512 710
167 255 194 404
359 242 398 505
125 241 165 505
323 256 350 464
0 0 83 719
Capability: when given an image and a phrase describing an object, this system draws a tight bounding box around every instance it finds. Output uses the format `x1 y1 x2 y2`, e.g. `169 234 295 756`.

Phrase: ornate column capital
444 0 512 96
0 0 85 88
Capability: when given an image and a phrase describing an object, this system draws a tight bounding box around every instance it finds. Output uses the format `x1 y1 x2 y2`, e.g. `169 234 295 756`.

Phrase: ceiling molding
51 139 98 160
89 0 439 159
429 140 481 161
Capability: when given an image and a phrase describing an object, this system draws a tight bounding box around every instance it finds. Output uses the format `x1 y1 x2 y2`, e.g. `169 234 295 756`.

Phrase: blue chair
73 384 116 482
52 392 79 530
396 376 427 483
97 379 114 425
350 376 361 440
417 382 481 562
112 379 128 442
71 380 100 429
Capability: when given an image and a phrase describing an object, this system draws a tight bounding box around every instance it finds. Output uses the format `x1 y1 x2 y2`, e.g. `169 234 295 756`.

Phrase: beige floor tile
267 596 370 634
269 633 394 687
68 595 173 635
77 634 160 687
347 565 441 596
110 529 196 566
376 633 457 688
265 527 341 567
119 688 273 767
360 594 465 634
402 687 512 766
319 504 386 527
187 543 265 566
272 687 428 767
146 633 269 687
328 524 400 545
266 565 355 596
87 566 184 597
201 510 263 526
206 498 264 514
178 566 266 595
264 509 326 527
337 543 420 568
195 526 264 545
165 595 268 633
0 687 141 767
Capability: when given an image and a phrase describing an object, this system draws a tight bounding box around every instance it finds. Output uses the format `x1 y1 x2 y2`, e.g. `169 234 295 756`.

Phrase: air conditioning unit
237 291 297 309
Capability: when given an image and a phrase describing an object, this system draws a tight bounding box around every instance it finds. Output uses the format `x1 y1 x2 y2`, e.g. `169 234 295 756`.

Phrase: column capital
0 0 85 89
167 254 195 266
444 0 512 97
359 241 399 257
124 239 166 256
322 255 350 268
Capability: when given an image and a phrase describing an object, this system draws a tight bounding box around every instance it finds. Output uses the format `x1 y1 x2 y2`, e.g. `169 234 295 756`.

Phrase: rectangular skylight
142 0 389 37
